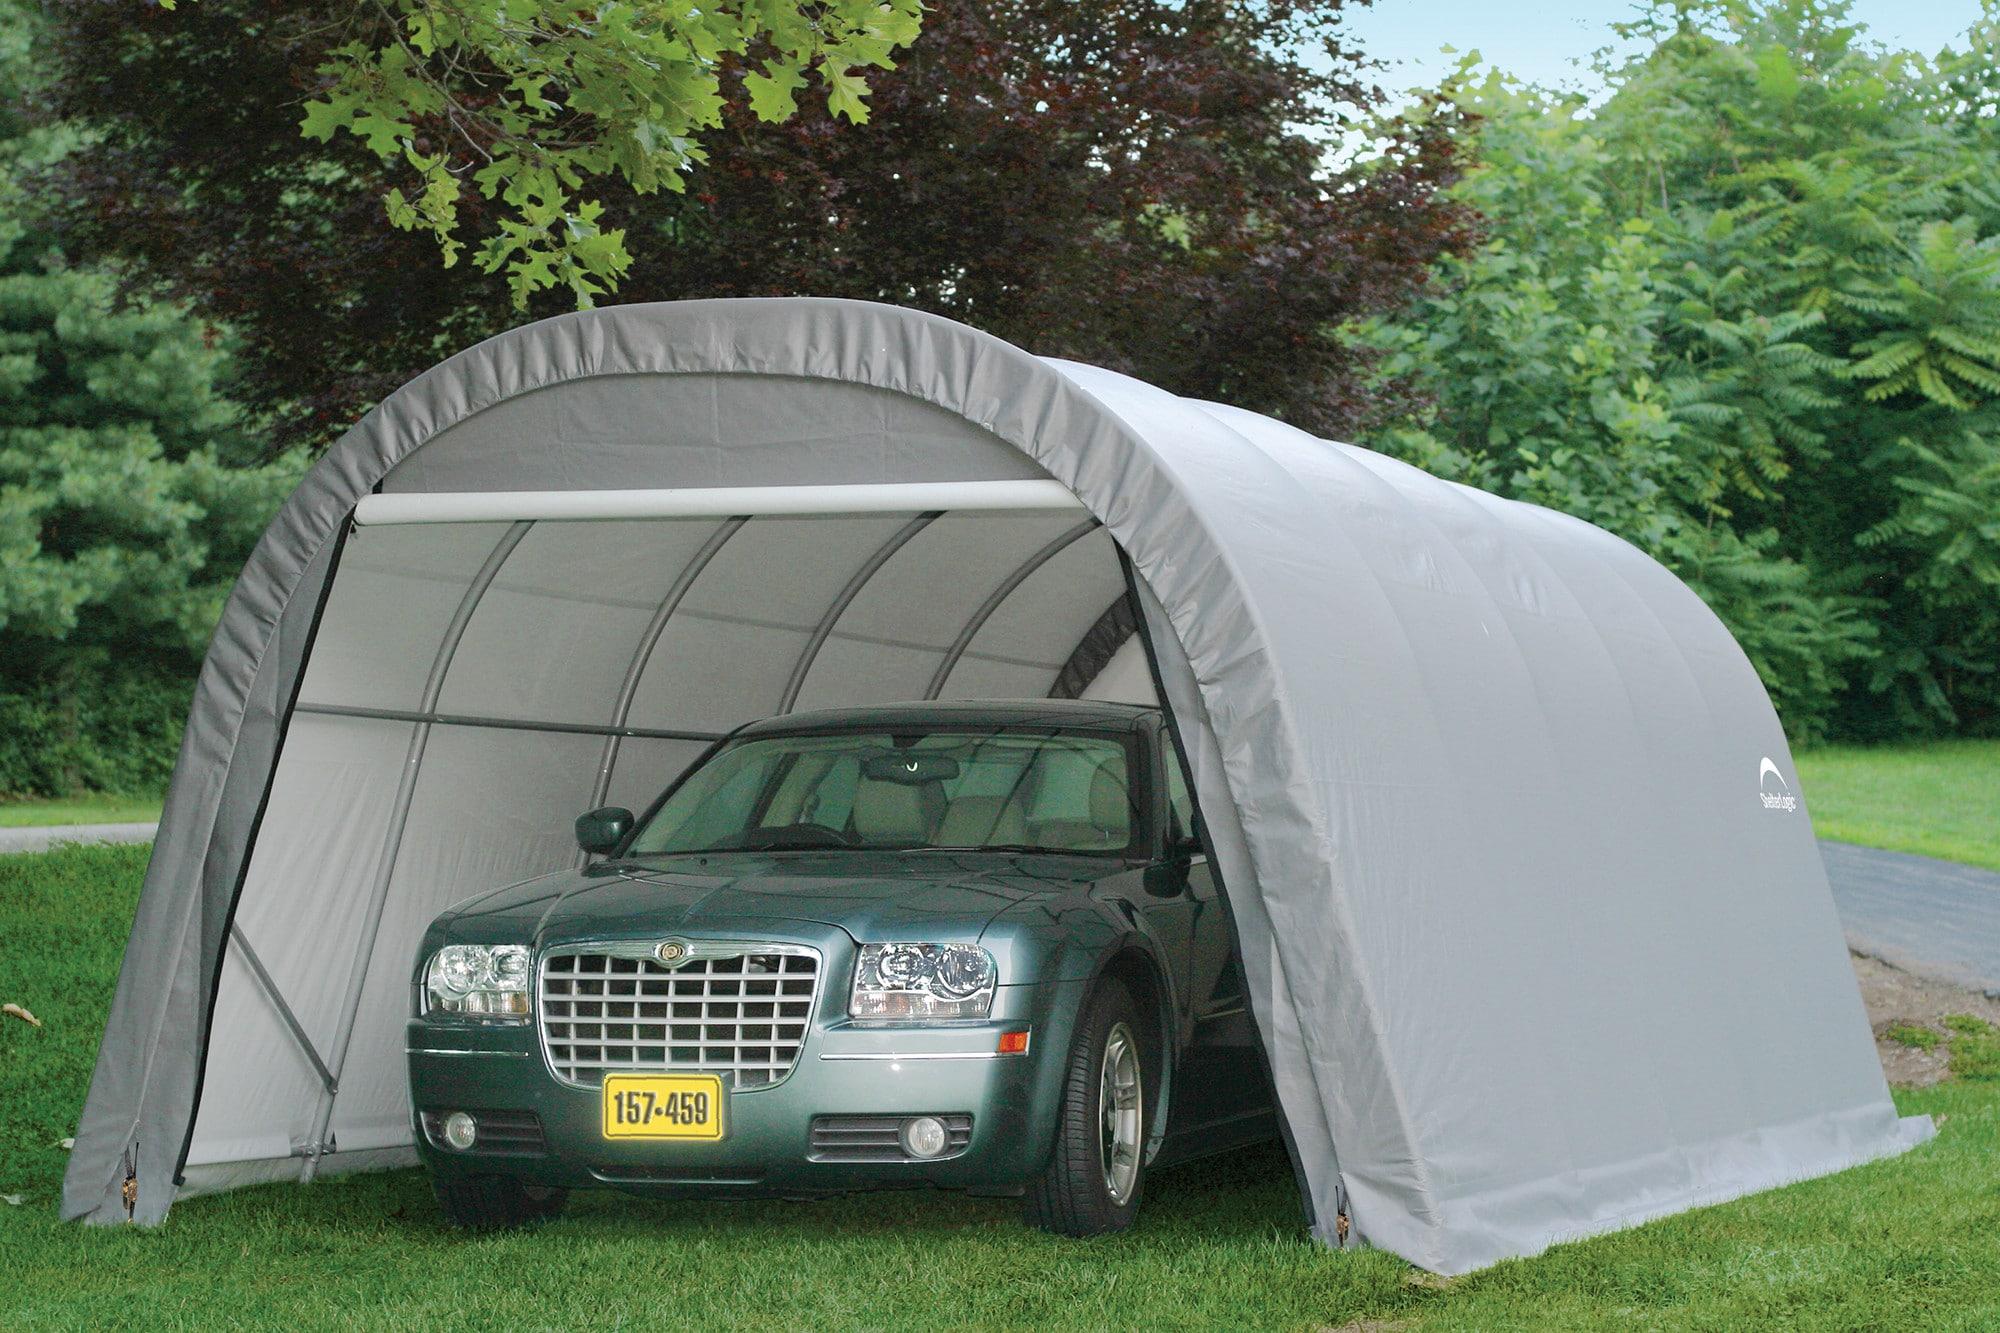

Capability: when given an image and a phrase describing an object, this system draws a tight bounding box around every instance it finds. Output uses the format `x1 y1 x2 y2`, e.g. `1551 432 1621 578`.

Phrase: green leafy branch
1841 219 2000 410
244 0 923 308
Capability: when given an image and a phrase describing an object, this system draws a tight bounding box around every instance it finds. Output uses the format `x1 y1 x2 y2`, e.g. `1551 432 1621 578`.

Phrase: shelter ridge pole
298 520 533 1181
776 513 941 714
924 520 1102 699
585 517 750 825
227 924 338 1095
353 480 1085 526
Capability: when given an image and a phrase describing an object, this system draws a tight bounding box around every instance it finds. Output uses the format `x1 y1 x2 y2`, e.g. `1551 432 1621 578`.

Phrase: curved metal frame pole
586 518 748 813
293 703 726 743
575 519 748 867
924 519 1101 699
776 513 940 714
300 520 532 1179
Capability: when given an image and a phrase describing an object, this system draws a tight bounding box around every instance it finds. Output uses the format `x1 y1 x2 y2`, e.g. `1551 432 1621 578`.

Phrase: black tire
1024 978 1151 1237
432 1173 568 1231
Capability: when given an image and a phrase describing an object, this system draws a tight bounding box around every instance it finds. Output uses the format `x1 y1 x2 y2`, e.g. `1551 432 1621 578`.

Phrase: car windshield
627 727 1141 857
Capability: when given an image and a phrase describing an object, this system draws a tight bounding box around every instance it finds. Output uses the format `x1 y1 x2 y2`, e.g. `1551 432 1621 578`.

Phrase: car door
1157 729 1271 1134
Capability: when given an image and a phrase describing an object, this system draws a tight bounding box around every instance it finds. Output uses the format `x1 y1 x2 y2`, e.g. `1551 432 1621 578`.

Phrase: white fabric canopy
66 298 1928 1274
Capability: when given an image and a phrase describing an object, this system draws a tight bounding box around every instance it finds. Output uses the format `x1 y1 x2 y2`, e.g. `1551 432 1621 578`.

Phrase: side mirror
1165 827 1204 861
575 806 634 856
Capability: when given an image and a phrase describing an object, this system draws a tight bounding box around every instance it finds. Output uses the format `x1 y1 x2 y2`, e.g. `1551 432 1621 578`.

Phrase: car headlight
850 943 997 1021
425 945 532 1019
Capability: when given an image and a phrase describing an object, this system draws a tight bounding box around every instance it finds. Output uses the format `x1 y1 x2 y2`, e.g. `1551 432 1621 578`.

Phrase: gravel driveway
0 822 159 855
1821 841 2000 997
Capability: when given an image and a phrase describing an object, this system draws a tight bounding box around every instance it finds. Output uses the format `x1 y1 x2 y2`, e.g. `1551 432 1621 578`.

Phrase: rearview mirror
575 806 634 856
861 752 961 785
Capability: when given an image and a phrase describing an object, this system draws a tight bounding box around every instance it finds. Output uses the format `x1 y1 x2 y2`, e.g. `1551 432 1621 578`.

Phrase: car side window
1165 741 1200 849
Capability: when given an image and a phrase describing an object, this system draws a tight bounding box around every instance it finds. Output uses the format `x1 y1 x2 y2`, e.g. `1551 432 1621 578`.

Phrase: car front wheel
433 1173 567 1231
1024 978 1149 1236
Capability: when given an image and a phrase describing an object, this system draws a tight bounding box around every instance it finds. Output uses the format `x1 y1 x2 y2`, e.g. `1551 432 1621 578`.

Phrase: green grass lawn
0 793 163 829
5 844 1999 1329
1796 739 2000 873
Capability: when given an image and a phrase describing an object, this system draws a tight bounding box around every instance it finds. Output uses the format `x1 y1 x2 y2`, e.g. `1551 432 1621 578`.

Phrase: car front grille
809 1114 974 1162
538 944 821 1090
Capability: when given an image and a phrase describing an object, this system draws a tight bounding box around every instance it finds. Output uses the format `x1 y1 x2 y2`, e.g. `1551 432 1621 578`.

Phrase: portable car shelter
66 298 1930 1274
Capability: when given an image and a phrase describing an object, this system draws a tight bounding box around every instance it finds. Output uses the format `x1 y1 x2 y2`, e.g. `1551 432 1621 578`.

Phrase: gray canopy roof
64 298 1928 1273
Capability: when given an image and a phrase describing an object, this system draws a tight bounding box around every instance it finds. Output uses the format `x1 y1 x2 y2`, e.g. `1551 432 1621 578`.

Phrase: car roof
735 698 1158 737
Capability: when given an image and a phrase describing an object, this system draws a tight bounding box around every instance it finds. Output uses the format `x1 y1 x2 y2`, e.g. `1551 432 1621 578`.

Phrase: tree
278 0 923 307
42 0 1475 447
0 1 302 795
1356 0 2000 741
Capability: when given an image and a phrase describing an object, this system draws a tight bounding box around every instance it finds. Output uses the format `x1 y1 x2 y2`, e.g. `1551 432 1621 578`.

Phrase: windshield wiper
633 843 1085 857
914 844 1066 855
623 846 751 857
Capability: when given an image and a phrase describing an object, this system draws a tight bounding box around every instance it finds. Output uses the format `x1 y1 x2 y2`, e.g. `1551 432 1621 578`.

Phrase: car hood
438 850 1120 946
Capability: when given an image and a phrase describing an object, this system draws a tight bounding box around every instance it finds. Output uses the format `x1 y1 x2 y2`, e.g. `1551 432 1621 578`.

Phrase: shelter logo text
1758 757 1799 813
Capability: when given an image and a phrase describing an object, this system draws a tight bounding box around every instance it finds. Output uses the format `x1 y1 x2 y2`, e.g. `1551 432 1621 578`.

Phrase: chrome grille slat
539 944 821 1089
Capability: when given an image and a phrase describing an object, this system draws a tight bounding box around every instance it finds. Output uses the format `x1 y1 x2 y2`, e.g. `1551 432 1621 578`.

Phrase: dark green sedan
406 700 1276 1234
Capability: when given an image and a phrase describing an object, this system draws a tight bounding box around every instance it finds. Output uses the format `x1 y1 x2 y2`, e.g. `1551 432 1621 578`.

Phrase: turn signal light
996 1030 1030 1055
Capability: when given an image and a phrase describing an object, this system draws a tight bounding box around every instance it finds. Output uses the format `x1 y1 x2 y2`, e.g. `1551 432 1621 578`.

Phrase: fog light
442 1111 477 1150
900 1115 949 1159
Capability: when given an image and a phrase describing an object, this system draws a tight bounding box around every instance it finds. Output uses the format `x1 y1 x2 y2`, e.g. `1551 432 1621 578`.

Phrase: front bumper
408 968 1088 1198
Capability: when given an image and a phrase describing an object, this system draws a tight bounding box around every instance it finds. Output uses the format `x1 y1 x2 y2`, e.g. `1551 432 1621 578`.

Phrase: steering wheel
743 822 857 850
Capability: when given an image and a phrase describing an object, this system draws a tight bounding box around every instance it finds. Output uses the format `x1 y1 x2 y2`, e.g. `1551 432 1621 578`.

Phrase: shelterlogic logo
1758 757 1799 813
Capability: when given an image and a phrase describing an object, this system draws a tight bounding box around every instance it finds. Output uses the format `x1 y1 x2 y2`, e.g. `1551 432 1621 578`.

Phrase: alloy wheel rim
1098 1021 1142 1206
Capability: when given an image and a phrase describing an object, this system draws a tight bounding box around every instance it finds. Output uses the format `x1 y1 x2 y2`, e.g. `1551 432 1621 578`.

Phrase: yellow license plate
601 1073 725 1140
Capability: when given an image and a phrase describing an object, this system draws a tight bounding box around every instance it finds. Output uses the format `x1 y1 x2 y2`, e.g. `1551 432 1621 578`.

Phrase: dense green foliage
3 843 1997 1327
282 0 923 307
1358 0 2000 742
0 673 191 797
0 2 300 796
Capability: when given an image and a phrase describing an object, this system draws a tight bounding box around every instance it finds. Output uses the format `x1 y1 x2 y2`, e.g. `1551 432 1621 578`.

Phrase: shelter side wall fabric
184 714 411 1169
179 1147 418 1201
1145 395 1925 1270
